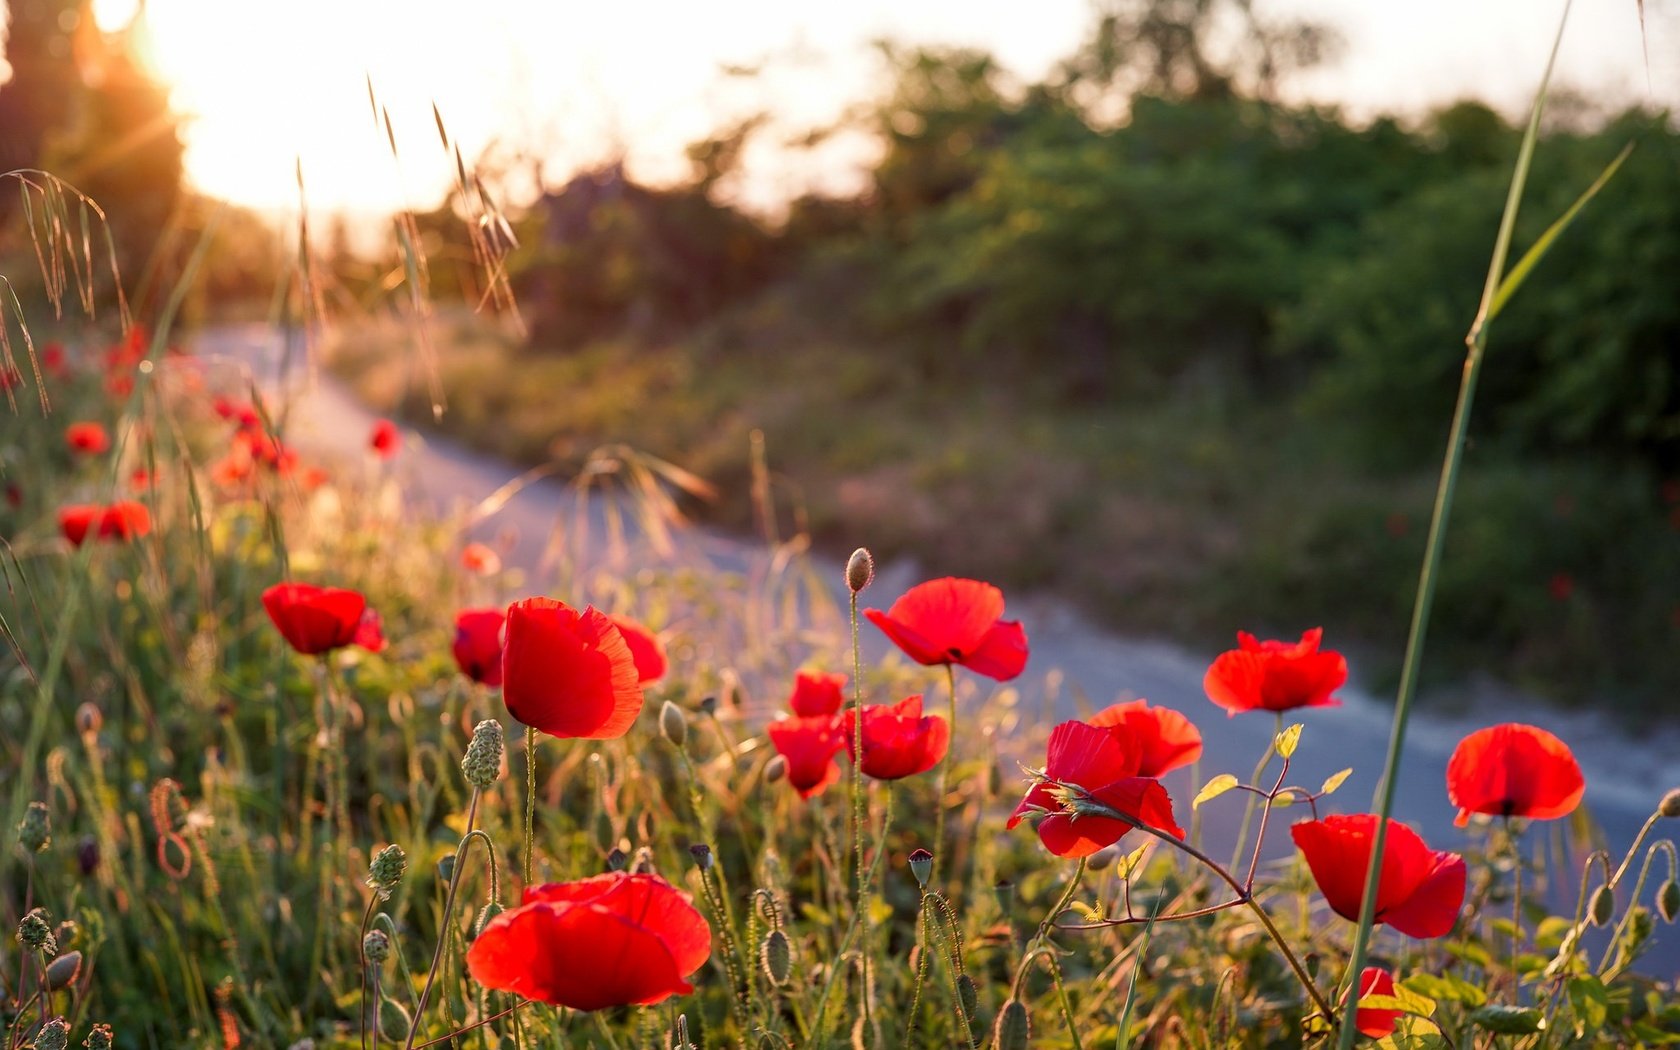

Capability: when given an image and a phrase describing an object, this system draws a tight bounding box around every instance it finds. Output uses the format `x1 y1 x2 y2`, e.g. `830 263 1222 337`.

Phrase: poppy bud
472 901 505 940
18 801 50 853
660 701 689 749
76 702 102 736
1589 884 1615 927
1086 846 1115 872
957 973 978 1022
688 843 714 871
53 920 76 950
367 844 407 898
437 855 455 882
19 908 55 953
760 928 791 986
1659 880 1680 925
85 1023 115 1050
763 755 787 784
33 1018 68 1050
846 548 874 594
1661 788 1680 819
45 949 82 990
378 997 412 1041
907 848 933 888
363 929 391 965
606 847 627 871
698 695 718 716
994 999 1030 1050
461 719 504 789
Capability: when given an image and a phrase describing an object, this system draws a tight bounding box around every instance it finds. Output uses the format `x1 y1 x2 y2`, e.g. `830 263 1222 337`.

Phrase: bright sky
81 0 1680 219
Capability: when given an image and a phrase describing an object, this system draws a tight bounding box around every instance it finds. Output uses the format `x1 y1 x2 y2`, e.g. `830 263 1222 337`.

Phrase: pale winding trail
193 322 1680 973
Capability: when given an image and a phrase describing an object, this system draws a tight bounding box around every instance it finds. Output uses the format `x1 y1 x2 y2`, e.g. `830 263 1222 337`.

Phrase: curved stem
403 788 482 1050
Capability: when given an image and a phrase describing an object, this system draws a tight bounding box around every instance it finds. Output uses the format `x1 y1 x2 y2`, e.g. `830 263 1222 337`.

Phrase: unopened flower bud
19 908 54 953
688 843 714 870
366 844 407 898
606 847 627 872
907 848 933 888
84 1023 114 1050
1660 788 1680 819
763 755 787 785
1086 846 1116 872
363 929 390 965
1658 880 1680 924
845 548 874 594
760 928 791 985
957 973 978 1022
378 997 412 1041
472 901 505 940
437 854 455 882
76 703 102 736
34 1017 69 1050
18 801 50 852
1589 884 1615 927
45 950 82 990
993 999 1030 1050
660 701 688 748
698 695 718 716
461 720 504 789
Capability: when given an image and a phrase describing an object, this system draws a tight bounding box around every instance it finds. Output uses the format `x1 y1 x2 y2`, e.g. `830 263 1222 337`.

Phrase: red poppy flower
467 871 710 1011
1203 628 1347 716
1087 699 1203 778
0 365 22 390
262 582 387 656
788 669 847 718
1446 723 1584 827
58 505 100 547
1007 720 1183 858
1353 967 1400 1039
767 714 845 799
461 541 501 575
41 343 66 375
98 501 151 540
66 421 110 455
452 608 506 687
840 694 949 780
129 467 157 491
4 484 22 510
1290 815 1465 939
864 577 1028 681
369 418 401 459
607 613 667 684
501 597 644 739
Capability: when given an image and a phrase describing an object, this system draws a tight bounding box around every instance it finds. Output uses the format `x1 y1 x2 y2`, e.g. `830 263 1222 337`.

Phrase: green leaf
1468 1005 1545 1035
1318 767 1352 797
1402 972 1486 1008
1567 976 1609 1034
1194 774 1239 809
1274 723 1303 759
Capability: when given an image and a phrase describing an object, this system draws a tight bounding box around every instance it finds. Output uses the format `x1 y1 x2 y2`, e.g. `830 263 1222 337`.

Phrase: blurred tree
0 0 84 221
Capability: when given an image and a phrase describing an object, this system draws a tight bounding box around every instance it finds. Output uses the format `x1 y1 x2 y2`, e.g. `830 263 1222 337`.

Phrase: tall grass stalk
1333 2 1635 1042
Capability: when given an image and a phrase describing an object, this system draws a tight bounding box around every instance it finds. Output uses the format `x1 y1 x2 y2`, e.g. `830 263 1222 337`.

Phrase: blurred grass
329 290 1680 717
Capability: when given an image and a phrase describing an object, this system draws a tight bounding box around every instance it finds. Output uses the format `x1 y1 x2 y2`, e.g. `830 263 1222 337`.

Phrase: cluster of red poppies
257 565 1590 1026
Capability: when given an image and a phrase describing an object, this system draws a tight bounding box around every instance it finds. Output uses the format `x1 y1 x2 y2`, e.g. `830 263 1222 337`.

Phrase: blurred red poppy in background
452 608 506 687
41 343 66 376
467 872 710 1011
1087 699 1203 778
1203 628 1347 716
98 500 151 541
788 669 847 718
607 613 667 685
1353 967 1400 1039
369 418 401 459
841 694 949 780
865 577 1028 681
1007 720 1182 858
501 597 644 739
1446 723 1584 827
1291 814 1465 939
58 505 100 547
767 714 845 799
460 541 501 575
66 421 110 455
262 582 386 656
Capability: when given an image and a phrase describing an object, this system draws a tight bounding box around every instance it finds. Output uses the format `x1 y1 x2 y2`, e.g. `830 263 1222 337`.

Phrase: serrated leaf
1274 723 1303 759
1468 1005 1544 1034
1319 767 1353 796
1194 774 1239 809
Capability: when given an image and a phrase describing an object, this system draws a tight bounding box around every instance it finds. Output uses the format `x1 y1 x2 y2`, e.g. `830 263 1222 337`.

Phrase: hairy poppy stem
1009 858 1087 1000
931 662 957 886
411 999 533 1049
846 587 870 1047
404 788 481 1050
523 725 536 889
1228 713 1281 873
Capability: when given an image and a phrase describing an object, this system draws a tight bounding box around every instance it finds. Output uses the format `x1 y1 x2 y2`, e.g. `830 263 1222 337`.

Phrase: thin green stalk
1228 713 1282 873
931 663 957 886
846 588 870 1047
523 726 537 889
1335 8 1574 1046
405 789 482 1050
